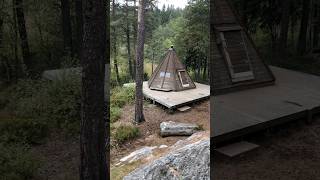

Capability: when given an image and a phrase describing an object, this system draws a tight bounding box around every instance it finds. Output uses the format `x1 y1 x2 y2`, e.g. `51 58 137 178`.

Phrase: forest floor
29 101 320 179
214 115 320 180
31 99 210 180
110 100 210 164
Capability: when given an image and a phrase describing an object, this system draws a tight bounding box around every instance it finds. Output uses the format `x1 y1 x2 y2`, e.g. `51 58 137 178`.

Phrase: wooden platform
212 66 320 143
143 82 210 109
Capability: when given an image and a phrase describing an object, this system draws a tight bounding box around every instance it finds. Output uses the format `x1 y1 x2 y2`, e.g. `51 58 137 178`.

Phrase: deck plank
143 82 210 109
212 66 320 142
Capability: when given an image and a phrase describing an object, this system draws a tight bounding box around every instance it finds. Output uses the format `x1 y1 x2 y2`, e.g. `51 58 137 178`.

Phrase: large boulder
160 121 199 137
123 137 210 180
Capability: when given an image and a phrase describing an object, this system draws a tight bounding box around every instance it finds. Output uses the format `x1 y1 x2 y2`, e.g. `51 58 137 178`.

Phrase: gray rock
119 146 158 164
159 145 168 149
160 121 199 137
123 139 210 180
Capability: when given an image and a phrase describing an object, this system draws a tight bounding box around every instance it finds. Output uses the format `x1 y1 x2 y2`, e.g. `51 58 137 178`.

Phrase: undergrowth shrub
110 106 122 123
0 143 40 180
0 118 48 144
3 75 81 135
111 86 135 108
114 125 140 143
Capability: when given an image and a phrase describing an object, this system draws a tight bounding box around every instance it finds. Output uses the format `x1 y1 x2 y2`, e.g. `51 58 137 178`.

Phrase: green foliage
0 143 40 180
145 0 209 83
114 125 140 143
0 117 48 144
3 76 81 135
110 106 122 123
111 86 135 108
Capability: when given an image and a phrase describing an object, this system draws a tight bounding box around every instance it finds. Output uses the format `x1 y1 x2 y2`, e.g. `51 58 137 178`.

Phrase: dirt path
111 100 210 164
213 116 320 180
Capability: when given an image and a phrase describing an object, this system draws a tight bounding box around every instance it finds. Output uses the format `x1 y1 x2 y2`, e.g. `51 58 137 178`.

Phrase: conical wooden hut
211 0 275 95
148 46 196 91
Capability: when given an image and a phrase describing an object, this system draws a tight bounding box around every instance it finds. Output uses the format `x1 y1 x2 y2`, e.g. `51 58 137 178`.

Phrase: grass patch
111 161 141 180
111 86 135 108
195 124 204 131
111 106 122 123
114 125 140 143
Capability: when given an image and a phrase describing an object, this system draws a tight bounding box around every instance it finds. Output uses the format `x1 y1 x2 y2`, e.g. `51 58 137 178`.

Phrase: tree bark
75 0 83 58
132 0 137 78
125 0 133 79
278 0 290 58
112 0 120 85
80 0 108 179
12 1 20 81
297 0 311 55
14 0 31 71
134 0 146 124
203 58 207 80
61 0 73 56
0 14 3 48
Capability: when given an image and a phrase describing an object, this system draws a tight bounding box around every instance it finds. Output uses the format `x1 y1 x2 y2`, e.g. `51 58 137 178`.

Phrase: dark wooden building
211 0 275 95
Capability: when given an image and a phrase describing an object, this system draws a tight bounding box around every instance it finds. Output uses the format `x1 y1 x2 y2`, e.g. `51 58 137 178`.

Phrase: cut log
160 121 199 137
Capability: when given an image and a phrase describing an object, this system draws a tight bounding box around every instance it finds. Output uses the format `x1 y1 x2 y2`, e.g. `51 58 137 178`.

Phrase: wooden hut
211 0 275 95
148 46 196 91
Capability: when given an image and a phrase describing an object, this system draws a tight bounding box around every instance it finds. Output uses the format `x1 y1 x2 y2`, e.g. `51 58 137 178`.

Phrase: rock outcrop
123 132 210 180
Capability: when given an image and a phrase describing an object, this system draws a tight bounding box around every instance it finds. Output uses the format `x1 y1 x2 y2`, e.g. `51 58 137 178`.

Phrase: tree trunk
297 0 311 55
112 0 120 85
125 0 133 79
278 0 290 58
15 0 31 71
61 0 73 56
0 14 3 48
203 59 207 80
75 0 83 58
132 0 137 78
80 0 108 179
134 0 146 124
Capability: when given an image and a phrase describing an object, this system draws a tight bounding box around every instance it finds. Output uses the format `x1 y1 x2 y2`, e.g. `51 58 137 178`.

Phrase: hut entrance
178 70 190 88
219 28 254 82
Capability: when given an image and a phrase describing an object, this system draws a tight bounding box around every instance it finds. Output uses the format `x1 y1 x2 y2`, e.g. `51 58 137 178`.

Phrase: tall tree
75 0 83 58
61 0 73 56
132 0 137 77
134 0 146 123
80 0 108 179
14 0 31 71
278 0 290 58
125 0 133 79
297 0 311 55
112 0 120 85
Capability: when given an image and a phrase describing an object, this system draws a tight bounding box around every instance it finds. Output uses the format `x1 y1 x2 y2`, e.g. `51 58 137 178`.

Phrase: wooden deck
143 82 210 109
212 66 320 143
